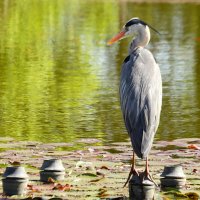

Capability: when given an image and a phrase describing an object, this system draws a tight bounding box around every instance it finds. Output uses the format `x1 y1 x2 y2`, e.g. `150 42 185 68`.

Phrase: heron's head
107 18 159 45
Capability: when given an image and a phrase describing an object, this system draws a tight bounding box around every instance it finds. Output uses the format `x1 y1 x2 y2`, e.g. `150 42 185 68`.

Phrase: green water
0 0 200 145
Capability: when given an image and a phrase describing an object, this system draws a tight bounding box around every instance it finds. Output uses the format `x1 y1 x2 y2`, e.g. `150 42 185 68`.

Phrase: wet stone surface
0 137 199 199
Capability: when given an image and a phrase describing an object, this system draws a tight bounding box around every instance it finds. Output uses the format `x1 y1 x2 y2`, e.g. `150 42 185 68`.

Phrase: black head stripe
125 18 147 28
125 18 160 35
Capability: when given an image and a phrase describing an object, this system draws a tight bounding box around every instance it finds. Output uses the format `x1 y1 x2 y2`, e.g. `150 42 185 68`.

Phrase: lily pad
0 138 199 199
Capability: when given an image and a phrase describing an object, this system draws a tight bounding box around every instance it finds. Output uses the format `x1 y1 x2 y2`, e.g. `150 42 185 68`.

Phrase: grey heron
107 18 162 186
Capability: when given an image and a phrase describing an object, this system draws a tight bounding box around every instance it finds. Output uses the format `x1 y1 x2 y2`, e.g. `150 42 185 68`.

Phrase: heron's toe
140 172 158 187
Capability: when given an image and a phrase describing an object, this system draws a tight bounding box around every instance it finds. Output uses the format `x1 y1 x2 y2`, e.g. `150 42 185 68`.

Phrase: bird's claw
123 168 139 187
140 171 158 187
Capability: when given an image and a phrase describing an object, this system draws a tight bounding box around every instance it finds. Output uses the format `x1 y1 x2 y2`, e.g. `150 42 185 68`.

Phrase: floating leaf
27 184 34 190
188 144 200 150
81 173 97 177
27 184 41 193
52 183 71 191
90 175 104 182
170 154 181 159
47 177 56 183
100 166 110 170
96 171 105 176
193 169 198 173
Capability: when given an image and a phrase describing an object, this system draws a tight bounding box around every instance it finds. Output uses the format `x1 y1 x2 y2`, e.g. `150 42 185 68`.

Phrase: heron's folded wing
120 52 162 158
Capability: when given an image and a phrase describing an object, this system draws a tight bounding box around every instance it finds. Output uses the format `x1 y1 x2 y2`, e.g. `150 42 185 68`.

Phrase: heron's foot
140 170 158 187
123 167 139 187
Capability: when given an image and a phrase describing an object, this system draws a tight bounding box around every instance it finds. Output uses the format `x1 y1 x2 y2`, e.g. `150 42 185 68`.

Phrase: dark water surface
0 0 200 146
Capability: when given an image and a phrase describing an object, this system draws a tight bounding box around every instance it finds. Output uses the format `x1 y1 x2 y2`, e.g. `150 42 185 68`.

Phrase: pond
0 0 200 147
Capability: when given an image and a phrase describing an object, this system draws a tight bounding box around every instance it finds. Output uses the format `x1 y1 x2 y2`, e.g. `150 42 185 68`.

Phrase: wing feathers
120 48 162 159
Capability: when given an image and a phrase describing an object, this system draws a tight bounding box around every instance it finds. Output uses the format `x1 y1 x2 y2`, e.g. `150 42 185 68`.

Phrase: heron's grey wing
120 49 162 159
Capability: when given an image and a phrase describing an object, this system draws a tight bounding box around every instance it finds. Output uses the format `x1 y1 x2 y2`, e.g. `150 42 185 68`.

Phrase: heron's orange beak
107 31 126 45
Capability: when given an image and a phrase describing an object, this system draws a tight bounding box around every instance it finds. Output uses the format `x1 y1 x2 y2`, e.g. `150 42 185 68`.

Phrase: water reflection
0 0 200 145
129 174 155 200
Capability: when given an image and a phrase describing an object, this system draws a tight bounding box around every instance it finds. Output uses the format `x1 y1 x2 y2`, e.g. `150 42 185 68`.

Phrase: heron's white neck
129 26 150 54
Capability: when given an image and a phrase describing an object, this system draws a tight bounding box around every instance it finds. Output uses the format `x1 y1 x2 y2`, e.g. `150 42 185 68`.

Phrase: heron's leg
142 156 157 186
123 152 139 187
